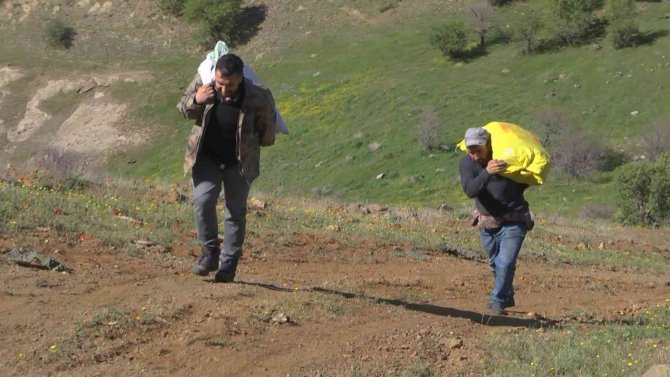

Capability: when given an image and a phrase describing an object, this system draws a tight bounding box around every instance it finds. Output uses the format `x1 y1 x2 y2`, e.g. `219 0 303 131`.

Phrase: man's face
214 70 243 101
467 144 489 163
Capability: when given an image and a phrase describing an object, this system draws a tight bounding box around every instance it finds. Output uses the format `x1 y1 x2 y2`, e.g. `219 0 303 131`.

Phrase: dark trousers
192 155 250 261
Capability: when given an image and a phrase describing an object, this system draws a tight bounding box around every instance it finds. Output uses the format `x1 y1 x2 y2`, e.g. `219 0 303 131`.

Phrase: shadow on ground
238 281 560 328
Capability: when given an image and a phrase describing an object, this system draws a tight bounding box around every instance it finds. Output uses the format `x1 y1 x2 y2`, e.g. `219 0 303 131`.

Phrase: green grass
484 304 670 377
2 172 667 273
0 174 192 248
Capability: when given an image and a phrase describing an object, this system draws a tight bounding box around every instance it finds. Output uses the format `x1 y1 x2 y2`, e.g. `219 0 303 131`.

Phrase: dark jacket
177 73 277 182
459 155 529 217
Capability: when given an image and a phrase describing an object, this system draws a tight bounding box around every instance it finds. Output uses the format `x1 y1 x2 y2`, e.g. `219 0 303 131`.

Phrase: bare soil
1 223 667 376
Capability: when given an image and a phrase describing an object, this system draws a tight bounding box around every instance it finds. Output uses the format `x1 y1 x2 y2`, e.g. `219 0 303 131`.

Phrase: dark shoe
489 301 505 315
487 297 515 310
214 258 238 283
191 246 220 276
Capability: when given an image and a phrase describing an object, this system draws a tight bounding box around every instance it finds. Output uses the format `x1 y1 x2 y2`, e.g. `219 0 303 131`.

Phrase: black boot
214 258 238 283
191 245 220 276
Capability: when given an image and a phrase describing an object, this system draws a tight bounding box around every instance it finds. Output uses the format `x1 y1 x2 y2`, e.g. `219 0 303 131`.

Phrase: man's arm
257 88 277 146
177 73 206 120
459 157 491 198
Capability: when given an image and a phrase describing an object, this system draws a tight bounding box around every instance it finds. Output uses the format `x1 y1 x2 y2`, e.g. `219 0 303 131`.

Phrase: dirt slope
1 226 667 376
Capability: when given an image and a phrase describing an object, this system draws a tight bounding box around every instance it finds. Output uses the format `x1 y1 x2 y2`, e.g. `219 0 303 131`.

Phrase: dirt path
0 230 667 376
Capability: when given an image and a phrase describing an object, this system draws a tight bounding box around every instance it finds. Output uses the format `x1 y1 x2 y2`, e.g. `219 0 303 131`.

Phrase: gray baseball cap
464 127 490 147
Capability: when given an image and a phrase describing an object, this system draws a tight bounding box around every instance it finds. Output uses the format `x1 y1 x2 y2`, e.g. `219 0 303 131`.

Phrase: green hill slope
1 0 668 217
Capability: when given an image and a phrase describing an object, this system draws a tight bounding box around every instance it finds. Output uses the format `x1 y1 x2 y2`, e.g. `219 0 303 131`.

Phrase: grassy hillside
115 0 669 217
1 0 668 218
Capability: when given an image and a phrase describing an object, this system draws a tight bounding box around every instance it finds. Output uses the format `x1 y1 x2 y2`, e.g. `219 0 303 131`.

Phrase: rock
78 80 97 94
630 110 639 116
376 173 386 180
445 338 463 349
577 242 588 250
368 204 388 213
6 249 72 272
501 68 510 74
558 73 567 80
249 197 266 209
271 313 291 324
642 365 670 377
135 240 155 247
598 242 605 250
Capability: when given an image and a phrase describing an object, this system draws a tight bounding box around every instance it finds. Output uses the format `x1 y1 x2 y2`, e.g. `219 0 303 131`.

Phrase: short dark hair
215 53 244 76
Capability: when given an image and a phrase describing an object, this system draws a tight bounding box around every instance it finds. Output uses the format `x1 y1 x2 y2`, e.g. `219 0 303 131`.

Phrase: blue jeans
192 155 250 261
480 223 527 305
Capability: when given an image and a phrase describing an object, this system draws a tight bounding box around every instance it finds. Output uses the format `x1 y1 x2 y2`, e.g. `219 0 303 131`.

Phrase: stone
642 365 670 377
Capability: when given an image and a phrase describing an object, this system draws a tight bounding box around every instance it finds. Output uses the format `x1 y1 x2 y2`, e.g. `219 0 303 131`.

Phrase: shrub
158 0 186 16
430 21 468 59
552 0 604 45
614 152 670 225
640 120 670 162
550 128 613 178
183 0 242 45
533 106 574 147
580 203 615 220
466 0 496 47
44 20 76 49
608 0 638 48
508 4 545 53
417 107 440 151
378 0 401 13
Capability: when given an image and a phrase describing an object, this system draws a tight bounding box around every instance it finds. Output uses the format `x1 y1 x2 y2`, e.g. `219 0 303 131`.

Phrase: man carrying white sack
198 41 288 134
458 127 534 315
178 53 277 283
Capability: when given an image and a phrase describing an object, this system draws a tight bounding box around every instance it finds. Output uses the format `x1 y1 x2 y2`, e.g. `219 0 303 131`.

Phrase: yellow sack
457 121 551 185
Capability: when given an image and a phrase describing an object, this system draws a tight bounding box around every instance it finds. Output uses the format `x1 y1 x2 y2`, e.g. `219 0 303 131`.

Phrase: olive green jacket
177 73 277 182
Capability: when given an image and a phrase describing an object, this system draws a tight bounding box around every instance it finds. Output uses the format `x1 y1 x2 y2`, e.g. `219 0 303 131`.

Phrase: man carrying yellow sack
458 127 534 315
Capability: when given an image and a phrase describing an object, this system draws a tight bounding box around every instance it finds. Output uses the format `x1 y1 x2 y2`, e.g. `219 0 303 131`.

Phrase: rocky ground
1 221 667 376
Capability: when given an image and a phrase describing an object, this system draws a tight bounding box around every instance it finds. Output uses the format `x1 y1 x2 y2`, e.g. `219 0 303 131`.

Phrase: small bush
508 4 545 53
158 0 185 16
614 152 670 225
466 0 496 47
580 203 615 220
533 106 574 147
608 0 639 48
183 0 242 45
552 0 604 45
417 107 440 151
640 120 670 161
44 20 76 49
550 128 613 178
430 21 468 59
611 22 639 49
378 0 401 13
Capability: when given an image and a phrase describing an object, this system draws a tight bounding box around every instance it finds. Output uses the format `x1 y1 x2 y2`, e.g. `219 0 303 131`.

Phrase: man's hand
486 159 507 175
194 83 215 105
